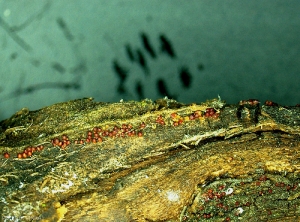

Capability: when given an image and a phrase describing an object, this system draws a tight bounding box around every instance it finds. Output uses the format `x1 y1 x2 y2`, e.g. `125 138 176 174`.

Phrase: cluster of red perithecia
185 173 299 221
51 135 71 149
4 145 45 159
2 106 222 159
72 123 145 145
204 108 219 118
171 108 219 127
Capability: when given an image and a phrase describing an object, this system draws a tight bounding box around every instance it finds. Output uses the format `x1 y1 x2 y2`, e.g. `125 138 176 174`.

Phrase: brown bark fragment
0 98 300 221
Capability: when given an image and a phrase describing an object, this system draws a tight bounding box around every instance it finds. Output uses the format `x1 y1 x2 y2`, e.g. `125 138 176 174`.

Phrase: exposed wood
0 98 299 221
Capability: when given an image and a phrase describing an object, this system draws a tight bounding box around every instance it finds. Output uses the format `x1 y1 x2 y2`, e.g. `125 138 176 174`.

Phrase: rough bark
0 98 299 222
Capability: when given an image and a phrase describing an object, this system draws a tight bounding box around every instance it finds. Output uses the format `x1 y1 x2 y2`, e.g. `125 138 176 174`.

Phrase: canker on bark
0 97 300 221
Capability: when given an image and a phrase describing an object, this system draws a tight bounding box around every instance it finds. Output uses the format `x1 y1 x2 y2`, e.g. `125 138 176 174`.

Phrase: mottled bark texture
0 98 300 222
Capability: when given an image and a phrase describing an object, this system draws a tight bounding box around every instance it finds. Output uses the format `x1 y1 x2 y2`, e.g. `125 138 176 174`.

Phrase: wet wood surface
0 98 300 222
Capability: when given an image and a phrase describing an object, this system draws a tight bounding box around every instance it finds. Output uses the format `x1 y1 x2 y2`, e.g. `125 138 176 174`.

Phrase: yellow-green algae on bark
0 97 300 221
